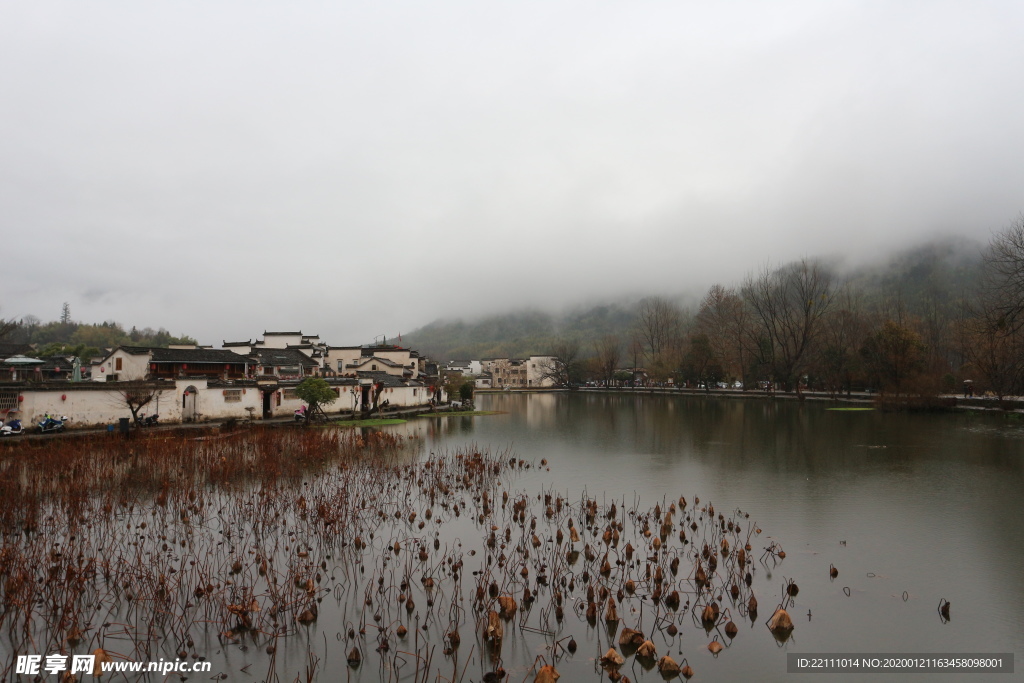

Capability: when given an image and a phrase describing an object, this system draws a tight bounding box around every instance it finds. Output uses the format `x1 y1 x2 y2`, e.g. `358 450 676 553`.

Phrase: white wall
94 349 150 382
527 356 558 387
259 334 304 348
15 384 177 428
12 378 440 429
325 348 363 375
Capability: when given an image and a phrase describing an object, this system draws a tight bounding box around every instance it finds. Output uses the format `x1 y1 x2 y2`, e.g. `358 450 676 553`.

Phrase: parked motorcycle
139 413 160 427
0 417 24 436
37 415 68 434
294 406 307 422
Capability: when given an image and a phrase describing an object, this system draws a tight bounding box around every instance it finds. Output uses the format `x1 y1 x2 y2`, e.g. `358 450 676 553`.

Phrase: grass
826 407 875 411
417 410 504 418
332 418 408 427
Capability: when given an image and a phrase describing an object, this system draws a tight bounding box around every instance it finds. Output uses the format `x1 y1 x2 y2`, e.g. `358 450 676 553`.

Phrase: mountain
403 237 986 361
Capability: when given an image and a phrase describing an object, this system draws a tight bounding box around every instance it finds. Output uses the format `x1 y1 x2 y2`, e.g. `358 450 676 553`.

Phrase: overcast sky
2 1 1023 346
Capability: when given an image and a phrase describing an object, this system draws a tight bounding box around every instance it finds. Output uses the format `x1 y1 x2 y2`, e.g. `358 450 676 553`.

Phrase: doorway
182 386 198 422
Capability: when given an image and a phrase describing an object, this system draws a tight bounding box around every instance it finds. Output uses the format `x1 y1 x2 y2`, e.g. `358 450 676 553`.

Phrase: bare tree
627 332 645 386
695 284 749 385
981 214 1024 332
742 259 836 392
635 297 686 382
957 220 1024 398
593 334 621 387
541 337 584 387
0 310 20 343
681 333 723 391
955 309 1024 399
636 297 683 359
113 380 166 427
817 285 867 397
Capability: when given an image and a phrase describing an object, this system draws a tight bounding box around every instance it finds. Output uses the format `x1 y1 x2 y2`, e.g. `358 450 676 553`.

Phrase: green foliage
10 314 196 351
35 342 101 360
859 320 927 394
336 418 406 428
458 382 474 401
418 411 501 418
295 377 339 409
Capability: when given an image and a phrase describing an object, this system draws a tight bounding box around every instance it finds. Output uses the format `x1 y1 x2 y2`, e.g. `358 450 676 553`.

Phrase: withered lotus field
1 427 799 682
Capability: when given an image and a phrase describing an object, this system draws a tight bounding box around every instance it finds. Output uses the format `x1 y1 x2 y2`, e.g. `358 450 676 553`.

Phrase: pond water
4 393 1021 683
392 392 1024 681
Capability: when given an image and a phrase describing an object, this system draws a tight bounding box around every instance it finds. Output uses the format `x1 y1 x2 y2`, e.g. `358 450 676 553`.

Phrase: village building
526 356 558 387
445 359 483 376
481 358 527 388
248 347 320 379
223 332 328 369
325 344 424 379
94 346 251 382
476 356 558 388
1 331 443 428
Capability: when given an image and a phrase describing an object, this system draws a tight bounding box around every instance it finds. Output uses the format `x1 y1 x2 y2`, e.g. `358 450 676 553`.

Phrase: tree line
0 303 197 361
537 221 1024 399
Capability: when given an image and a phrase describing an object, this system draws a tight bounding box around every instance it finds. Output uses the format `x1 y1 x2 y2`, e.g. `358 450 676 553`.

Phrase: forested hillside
405 237 984 362
1 303 196 361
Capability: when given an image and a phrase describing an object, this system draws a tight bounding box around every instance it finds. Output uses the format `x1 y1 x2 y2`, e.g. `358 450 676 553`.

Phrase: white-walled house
2 370 442 428
94 346 252 383
326 344 422 379
325 346 363 376
527 356 558 387
446 360 483 376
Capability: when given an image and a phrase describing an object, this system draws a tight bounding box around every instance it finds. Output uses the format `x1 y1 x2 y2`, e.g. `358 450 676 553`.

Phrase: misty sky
3 1 1023 347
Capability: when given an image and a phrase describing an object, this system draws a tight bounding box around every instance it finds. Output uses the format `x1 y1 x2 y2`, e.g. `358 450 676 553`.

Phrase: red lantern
61 394 67 401
18 395 24 402
151 363 157 370
182 364 188 370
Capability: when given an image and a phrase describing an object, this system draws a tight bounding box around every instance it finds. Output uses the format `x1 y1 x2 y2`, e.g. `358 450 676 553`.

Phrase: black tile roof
150 348 253 364
250 347 319 368
356 371 424 387
350 356 405 368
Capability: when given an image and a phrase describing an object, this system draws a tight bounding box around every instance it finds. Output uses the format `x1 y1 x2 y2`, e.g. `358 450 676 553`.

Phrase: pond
395 392 1024 681
1 392 1020 682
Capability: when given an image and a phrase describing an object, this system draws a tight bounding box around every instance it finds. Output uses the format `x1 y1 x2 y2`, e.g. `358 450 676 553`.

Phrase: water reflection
402 392 1024 681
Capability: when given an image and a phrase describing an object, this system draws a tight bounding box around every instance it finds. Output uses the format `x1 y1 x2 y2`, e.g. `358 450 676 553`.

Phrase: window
224 389 242 403
115 357 123 371
337 361 344 372
372 364 377 371
0 390 18 413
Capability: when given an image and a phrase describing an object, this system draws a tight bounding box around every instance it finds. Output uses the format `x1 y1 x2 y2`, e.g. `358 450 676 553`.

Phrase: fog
2 1 1023 346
